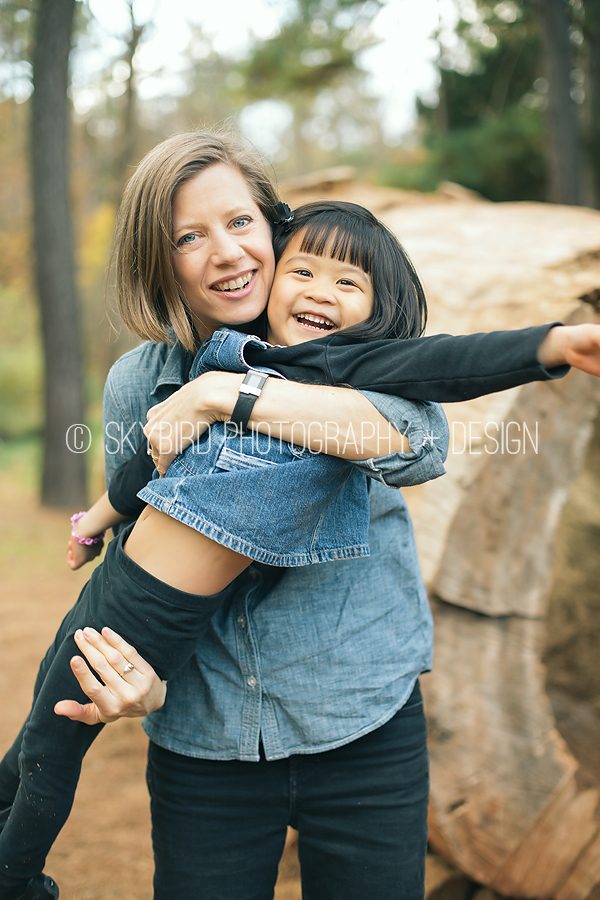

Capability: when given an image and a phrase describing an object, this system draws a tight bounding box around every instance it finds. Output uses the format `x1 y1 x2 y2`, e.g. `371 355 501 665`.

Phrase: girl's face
266 230 374 346
171 164 275 341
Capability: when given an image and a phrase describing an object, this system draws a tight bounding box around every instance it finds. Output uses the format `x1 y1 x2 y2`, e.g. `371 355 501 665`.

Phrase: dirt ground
0 462 301 900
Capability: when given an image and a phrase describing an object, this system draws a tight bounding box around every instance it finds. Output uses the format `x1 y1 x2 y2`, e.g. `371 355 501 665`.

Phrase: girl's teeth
296 314 334 329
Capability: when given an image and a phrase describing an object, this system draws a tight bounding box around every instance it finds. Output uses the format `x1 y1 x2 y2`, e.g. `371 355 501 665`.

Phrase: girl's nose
305 277 335 304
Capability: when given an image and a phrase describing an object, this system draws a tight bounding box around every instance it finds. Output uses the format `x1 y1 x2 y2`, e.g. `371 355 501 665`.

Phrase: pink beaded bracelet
70 511 106 546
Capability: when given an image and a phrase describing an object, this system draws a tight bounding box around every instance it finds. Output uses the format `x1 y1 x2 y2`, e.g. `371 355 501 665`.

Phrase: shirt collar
150 335 195 398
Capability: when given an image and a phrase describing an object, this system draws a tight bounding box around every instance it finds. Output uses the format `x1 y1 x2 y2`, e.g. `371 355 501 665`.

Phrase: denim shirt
102 339 449 761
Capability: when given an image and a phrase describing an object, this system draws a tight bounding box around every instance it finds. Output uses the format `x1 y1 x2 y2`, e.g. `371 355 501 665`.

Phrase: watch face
245 371 267 391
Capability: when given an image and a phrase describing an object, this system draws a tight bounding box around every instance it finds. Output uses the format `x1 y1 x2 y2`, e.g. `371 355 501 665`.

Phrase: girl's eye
232 216 251 229
339 278 357 287
294 268 312 277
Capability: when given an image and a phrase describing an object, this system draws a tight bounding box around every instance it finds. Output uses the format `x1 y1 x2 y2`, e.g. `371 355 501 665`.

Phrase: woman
58 130 598 900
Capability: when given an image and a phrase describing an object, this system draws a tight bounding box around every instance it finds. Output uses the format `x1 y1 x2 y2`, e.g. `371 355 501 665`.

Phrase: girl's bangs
298 218 375 277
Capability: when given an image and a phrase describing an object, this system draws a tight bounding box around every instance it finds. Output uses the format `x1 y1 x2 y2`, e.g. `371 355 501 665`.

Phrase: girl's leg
0 583 96 838
0 634 104 899
296 682 429 900
147 743 289 900
123 507 252 595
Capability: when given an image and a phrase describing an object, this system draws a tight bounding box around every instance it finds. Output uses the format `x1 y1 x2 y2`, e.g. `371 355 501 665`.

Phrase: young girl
0 200 449 900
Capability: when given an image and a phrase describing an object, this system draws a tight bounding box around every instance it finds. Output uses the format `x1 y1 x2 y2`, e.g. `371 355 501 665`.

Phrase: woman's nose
211 230 244 265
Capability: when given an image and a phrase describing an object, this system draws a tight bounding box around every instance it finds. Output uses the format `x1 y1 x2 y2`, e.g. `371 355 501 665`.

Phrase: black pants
0 527 232 899
148 683 429 900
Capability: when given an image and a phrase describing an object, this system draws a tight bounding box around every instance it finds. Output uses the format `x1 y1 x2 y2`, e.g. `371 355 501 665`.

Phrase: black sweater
108 322 568 518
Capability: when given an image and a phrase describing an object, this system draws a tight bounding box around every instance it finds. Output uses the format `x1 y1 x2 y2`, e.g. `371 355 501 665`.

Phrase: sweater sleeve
244 324 570 402
108 441 155 518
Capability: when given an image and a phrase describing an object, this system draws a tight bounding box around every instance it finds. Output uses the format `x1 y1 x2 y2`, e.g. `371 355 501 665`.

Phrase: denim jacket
103 338 449 760
138 329 446 566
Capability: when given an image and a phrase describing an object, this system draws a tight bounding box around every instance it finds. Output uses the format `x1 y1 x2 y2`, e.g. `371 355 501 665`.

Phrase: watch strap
229 369 270 432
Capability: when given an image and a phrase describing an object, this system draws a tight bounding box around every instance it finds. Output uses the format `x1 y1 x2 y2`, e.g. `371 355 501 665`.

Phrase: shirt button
237 616 246 627
247 676 257 688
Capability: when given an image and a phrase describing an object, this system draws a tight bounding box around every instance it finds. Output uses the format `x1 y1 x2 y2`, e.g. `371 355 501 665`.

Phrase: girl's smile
266 232 374 346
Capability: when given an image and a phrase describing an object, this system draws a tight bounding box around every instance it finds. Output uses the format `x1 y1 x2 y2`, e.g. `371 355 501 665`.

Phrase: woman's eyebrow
174 208 253 234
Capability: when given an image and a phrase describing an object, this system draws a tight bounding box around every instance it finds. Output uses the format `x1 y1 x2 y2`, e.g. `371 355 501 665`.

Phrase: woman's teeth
295 314 335 331
213 272 253 292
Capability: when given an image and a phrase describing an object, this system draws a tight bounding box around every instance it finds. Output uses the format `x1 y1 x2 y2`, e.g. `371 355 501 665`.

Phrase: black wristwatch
229 369 270 432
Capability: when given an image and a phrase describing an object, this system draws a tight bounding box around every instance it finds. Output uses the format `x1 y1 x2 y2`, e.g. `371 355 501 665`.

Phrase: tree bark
379 197 600 898
584 0 600 207
31 0 87 507
537 0 583 204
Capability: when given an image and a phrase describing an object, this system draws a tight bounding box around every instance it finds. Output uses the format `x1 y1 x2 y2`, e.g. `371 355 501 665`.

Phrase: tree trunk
537 0 583 204
31 0 87 507
584 0 600 207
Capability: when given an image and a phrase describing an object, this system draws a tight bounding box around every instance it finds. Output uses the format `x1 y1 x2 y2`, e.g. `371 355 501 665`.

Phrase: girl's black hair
272 200 427 341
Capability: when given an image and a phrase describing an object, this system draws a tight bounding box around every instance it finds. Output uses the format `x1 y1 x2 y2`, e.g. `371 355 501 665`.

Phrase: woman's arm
144 372 413 474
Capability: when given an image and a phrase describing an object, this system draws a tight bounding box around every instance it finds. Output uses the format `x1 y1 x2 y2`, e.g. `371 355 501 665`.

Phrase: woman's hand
144 371 243 474
54 627 167 725
538 323 600 376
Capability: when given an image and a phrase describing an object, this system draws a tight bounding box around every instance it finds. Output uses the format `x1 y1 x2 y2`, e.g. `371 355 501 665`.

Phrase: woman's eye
177 233 197 247
232 216 251 229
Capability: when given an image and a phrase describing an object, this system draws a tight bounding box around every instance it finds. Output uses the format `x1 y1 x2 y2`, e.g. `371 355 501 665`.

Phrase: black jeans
0 529 232 899
147 681 429 900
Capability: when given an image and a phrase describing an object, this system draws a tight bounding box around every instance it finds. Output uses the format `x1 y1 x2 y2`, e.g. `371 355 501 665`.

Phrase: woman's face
171 164 275 341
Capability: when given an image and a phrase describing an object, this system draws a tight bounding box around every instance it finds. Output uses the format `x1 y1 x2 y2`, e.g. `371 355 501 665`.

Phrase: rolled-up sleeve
352 391 449 488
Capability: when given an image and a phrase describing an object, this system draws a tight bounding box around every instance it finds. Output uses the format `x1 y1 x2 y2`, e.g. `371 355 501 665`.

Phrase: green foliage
429 104 546 201
0 287 42 440
233 0 383 169
385 0 549 202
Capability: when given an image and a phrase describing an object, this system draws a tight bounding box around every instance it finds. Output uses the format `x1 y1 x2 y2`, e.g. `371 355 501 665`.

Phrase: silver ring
122 662 135 676
147 446 160 466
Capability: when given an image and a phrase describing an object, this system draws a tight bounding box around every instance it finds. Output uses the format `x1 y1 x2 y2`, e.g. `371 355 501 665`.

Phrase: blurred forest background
0 0 599 506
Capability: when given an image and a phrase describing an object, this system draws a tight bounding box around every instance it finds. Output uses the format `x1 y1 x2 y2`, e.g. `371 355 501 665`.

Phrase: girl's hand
144 371 242 474
66 534 103 570
539 323 600 375
562 323 600 376
54 627 167 725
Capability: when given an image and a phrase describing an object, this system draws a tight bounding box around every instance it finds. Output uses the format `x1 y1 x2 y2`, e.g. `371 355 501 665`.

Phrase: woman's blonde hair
114 130 280 351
